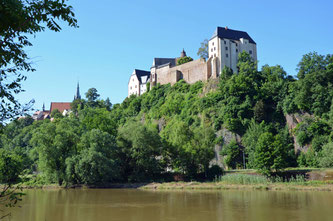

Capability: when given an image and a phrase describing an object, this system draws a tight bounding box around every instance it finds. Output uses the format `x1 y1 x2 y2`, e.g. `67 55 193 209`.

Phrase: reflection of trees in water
7 190 333 221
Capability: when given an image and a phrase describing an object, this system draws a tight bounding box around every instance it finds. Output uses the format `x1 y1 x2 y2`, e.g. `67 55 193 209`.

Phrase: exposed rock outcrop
285 112 312 154
210 128 241 169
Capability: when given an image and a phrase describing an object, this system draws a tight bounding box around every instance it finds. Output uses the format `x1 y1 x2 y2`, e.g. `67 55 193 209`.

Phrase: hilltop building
208 26 257 74
128 69 151 97
128 26 257 97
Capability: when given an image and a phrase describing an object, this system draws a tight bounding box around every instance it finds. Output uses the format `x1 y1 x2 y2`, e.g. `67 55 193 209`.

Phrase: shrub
319 142 333 168
177 56 193 65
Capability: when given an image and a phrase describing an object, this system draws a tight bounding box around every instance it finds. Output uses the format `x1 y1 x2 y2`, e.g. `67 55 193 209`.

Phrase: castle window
214 47 216 51
130 86 132 89
212 42 214 46
224 40 226 44
135 85 137 88
226 54 228 58
214 54 216 57
249 50 253 55
211 48 213 52
225 47 228 50
236 43 238 46
236 49 238 53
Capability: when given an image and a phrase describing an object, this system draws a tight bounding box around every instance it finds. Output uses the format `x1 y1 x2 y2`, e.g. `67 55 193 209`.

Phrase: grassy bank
14 169 333 191
140 174 333 191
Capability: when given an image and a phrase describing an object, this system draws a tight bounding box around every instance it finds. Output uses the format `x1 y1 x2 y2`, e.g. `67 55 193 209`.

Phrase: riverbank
13 169 333 191
14 181 333 192
140 181 333 191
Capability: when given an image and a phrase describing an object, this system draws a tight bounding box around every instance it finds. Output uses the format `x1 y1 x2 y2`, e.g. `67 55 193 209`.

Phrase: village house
127 26 257 97
32 83 81 120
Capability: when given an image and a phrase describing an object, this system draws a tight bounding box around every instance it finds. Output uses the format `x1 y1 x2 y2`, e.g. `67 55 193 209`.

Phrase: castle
128 27 257 97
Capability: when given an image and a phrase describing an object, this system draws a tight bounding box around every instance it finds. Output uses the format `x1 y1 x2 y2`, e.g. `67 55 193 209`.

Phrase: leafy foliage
197 39 208 59
177 56 193 65
221 140 243 169
1 51 333 186
0 0 78 123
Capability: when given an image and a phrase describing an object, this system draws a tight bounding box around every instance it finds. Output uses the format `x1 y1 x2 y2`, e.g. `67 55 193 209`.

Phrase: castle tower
74 82 81 100
42 103 45 111
180 48 187 57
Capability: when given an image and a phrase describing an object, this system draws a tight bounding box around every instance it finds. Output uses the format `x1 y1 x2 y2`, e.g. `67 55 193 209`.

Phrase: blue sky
17 0 333 111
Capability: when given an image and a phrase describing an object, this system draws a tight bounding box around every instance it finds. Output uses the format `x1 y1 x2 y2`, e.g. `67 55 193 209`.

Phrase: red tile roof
50 102 71 113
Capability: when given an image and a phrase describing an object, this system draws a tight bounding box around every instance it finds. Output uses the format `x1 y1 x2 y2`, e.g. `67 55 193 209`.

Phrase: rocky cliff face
210 128 241 169
285 113 312 154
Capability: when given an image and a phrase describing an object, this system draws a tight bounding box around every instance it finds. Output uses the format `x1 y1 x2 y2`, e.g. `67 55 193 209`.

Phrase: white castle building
208 26 257 74
128 69 151 97
128 27 257 97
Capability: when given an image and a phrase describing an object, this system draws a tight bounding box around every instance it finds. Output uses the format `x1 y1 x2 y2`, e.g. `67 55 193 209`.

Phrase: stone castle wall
153 58 218 86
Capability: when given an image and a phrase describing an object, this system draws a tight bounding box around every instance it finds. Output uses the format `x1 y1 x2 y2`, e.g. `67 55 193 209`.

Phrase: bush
177 56 193 65
0 149 23 184
221 140 243 169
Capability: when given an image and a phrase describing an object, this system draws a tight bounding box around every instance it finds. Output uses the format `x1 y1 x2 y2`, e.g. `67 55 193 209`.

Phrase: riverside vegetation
0 52 333 188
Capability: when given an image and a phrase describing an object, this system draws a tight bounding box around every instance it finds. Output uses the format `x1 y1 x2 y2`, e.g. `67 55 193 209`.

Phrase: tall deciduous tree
0 0 78 123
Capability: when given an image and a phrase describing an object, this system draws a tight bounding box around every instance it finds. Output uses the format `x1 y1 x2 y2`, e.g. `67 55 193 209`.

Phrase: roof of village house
212 27 256 44
152 58 176 68
134 69 150 84
50 102 71 113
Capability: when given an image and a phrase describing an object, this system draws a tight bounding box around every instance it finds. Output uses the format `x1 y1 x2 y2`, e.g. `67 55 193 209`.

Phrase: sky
17 0 333 111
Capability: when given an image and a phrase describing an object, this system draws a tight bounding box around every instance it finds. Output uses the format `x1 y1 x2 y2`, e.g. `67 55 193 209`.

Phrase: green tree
319 142 333 168
31 118 81 185
197 39 208 59
104 97 112 111
0 149 22 185
117 120 163 182
177 56 193 65
66 129 120 185
85 88 100 104
50 109 63 119
242 120 269 168
79 107 116 136
221 139 243 169
161 118 215 177
0 0 78 123
0 149 24 219
254 132 288 176
70 98 85 114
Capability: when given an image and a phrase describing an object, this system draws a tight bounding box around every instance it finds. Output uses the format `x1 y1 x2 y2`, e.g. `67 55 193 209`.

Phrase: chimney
225 26 228 30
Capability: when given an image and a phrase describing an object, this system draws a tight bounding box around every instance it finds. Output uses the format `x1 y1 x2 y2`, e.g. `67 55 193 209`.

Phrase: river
3 189 333 221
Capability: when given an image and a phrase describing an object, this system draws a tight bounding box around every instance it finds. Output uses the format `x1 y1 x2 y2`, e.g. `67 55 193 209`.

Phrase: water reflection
3 189 333 221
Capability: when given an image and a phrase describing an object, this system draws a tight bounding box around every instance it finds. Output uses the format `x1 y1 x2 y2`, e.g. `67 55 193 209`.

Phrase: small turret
180 48 187 58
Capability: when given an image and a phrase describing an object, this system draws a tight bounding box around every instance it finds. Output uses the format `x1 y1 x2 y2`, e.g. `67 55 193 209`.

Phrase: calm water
3 189 333 221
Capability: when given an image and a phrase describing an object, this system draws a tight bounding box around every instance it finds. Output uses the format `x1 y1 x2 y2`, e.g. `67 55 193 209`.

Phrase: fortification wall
155 58 215 86
156 65 173 85
169 58 208 84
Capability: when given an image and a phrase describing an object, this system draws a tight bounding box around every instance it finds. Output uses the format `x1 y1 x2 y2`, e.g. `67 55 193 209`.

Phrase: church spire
74 82 81 100
42 102 45 111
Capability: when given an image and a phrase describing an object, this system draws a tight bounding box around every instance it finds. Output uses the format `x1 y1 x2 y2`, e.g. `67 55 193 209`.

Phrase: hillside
0 51 332 185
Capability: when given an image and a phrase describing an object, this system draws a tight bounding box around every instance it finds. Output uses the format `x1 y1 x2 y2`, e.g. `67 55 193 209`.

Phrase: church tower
74 82 81 100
